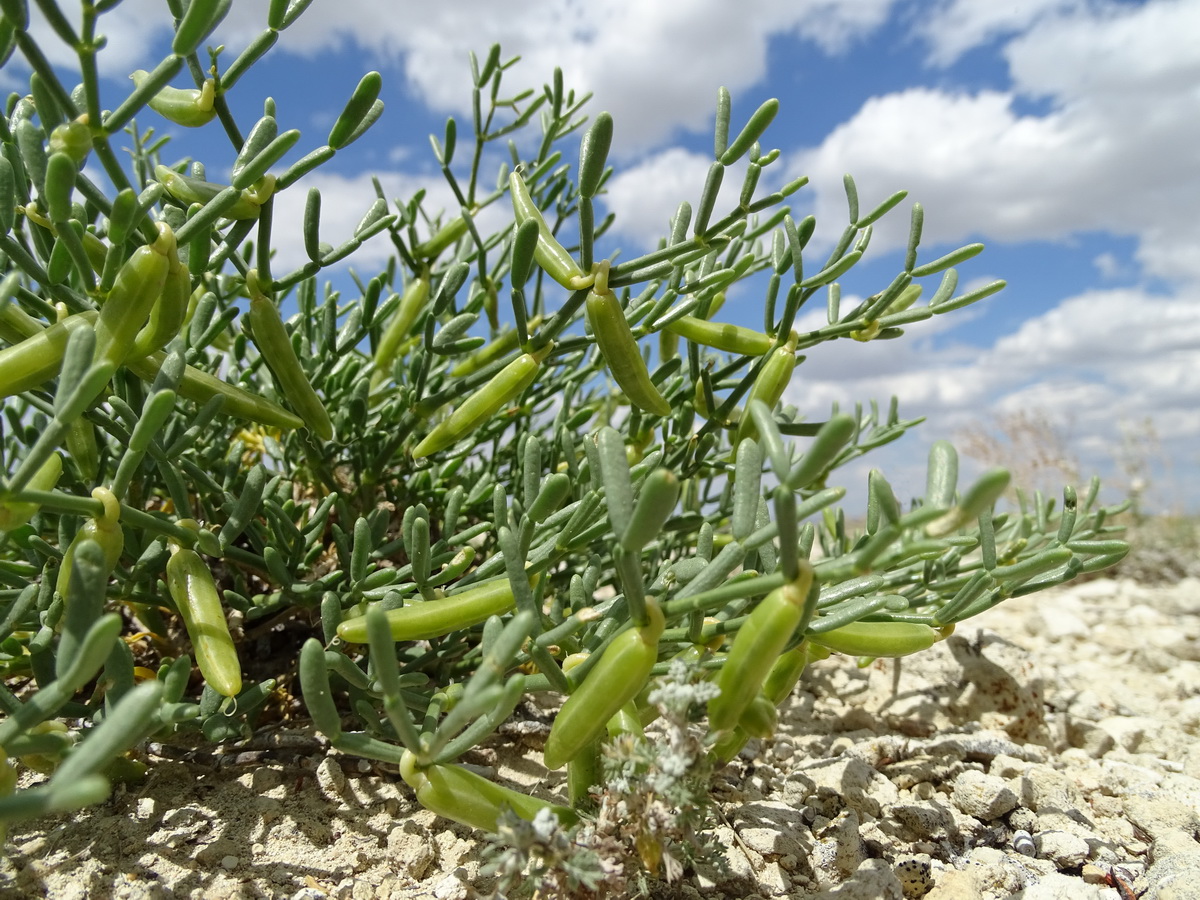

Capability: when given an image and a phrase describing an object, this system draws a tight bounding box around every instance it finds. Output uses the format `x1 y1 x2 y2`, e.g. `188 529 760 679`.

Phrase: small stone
891 804 949 840
1099 716 1159 752
735 801 811 860
1124 796 1200 840
1036 830 1090 869
990 754 1029 779
1039 605 1089 640
1141 850 1200 900
220 855 239 871
431 870 468 900
1151 829 1200 862
1016 872 1104 899
925 869 984 900
135 798 157 820
315 756 346 800
1067 721 1116 758
1016 765 1082 814
812 859 904 900
952 769 1018 820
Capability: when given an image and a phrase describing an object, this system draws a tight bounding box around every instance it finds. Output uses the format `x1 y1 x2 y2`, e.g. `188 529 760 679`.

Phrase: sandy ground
3 575 1200 899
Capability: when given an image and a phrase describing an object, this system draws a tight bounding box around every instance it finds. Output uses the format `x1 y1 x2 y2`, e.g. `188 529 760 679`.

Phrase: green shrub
0 0 1128 878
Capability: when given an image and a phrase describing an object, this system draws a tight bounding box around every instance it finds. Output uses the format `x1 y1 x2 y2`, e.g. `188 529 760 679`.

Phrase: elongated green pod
246 272 333 441
51 680 164 785
508 170 592 291
808 620 940 658
733 335 798 448
328 71 383 150
130 247 190 358
0 451 61 531
621 468 680 552
0 310 93 398
0 155 14 234
720 98 779 166
372 272 430 380
578 111 613 199
543 599 664 770
665 315 773 356
761 643 814 704
510 218 540 288
171 0 231 55
56 487 123 598
737 694 778 739
867 468 900 531
338 577 527 642
155 165 266 220
926 467 1011 537
412 215 470 260
56 536 117 682
299 638 342 740
166 544 242 697
400 749 577 832
587 284 671 416
124 349 303 430
786 413 856 491
65 416 99 483
93 223 174 370
707 561 812 733
131 70 216 127
526 472 571 524
0 614 122 747
925 440 958 509
732 439 763 541
412 343 553 458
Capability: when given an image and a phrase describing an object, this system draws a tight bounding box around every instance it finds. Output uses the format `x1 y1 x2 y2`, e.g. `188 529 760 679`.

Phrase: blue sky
8 0 1199 512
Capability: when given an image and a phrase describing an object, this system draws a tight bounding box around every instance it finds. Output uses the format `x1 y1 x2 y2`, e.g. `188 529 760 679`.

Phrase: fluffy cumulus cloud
914 0 1086 66
792 0 1200 284
263 0 895 152
8 0 895 150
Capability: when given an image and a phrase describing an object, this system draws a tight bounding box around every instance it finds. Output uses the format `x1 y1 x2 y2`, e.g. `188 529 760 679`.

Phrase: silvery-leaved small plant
0 0 1129 883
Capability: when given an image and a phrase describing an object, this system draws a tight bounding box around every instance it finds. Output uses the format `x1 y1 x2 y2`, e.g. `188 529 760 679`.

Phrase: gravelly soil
3 576 1199 899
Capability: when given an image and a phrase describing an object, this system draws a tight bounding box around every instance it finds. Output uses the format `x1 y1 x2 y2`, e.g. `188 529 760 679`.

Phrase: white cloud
85 0 893 155
786 286 1200 510
790 0 1200 288
915 0 1083 66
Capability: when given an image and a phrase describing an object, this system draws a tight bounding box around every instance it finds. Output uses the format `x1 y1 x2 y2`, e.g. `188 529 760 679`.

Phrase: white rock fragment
1016 872 1104 899
925 869 985 900
952 769 1018 820
1124 795 1200 840
1035 830 1090 869
810 859 904 900
430 869 468 900
315 756 347 800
